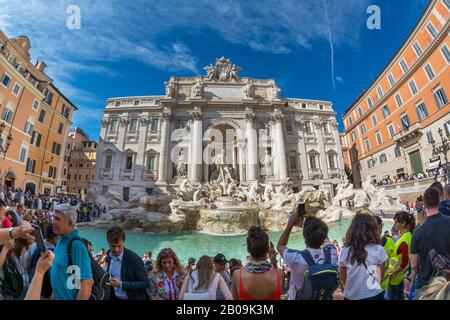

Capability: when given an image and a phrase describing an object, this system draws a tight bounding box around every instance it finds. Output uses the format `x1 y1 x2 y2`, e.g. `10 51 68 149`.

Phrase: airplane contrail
322 0 336 91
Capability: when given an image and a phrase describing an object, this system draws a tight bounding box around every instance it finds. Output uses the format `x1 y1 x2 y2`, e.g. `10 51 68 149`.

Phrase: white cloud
336 76 344 83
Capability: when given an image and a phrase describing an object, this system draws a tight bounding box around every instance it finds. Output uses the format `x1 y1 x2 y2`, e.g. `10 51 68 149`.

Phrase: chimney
35 59 47 72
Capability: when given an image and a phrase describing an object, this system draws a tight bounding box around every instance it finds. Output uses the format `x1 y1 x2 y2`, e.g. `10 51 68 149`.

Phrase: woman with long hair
149 248 185 300
338 213 388 300
385 211 416 300
11 237 33 299
231 226 281 300
179 255 232 300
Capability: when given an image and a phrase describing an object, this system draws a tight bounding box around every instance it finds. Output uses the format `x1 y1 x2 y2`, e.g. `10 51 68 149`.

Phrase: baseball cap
213 253 228 266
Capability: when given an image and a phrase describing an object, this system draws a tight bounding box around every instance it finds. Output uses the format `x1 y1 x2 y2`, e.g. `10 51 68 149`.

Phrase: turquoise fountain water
80 219 393 265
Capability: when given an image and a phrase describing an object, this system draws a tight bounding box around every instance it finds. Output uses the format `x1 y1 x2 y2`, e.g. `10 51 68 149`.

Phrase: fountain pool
79 218 394 264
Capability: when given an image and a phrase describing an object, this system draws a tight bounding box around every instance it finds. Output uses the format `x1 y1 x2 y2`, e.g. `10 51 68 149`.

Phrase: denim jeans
386 281 404 300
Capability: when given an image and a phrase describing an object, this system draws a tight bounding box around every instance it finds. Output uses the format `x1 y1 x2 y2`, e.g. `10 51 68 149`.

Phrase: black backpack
0 253 24 299
296 246 339 300
67 237 112 300
29 247 53 298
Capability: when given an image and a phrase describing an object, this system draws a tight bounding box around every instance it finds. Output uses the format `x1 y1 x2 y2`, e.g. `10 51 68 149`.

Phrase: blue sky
0 0 429 140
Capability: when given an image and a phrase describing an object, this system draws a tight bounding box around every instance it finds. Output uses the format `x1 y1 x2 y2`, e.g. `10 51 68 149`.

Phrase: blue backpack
296 246 339 300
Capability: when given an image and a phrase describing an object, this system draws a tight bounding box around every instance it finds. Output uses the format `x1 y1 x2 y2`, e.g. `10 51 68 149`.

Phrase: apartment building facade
342 0 450 186
0 31 77 195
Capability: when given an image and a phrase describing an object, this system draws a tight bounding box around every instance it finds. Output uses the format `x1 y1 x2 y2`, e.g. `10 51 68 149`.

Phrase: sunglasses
159 248 175 258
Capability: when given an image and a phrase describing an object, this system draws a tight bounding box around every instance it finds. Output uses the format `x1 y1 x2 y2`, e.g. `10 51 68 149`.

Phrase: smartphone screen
297 202 306 217
31 223 46 253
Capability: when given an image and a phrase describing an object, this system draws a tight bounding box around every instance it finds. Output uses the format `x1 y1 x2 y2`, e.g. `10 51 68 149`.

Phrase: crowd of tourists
0 181 449 301
373 167 447 187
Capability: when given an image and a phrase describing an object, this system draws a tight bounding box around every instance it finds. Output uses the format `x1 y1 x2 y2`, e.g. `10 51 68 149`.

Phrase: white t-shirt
283 245 338 300
185 270 221 300
338 244 387 300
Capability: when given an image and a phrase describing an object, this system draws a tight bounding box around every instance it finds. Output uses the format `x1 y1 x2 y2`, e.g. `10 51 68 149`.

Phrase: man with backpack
410 187 450 299
277 214 339 300
50 203 93 300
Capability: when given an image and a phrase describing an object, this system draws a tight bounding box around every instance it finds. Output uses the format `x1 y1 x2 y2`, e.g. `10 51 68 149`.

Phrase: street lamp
432 127 450 184
0 122 13 155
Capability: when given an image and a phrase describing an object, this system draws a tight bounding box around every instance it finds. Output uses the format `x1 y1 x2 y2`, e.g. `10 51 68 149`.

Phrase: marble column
157 111 172 184
188 111 203 182
314 119 328 179
245 113 259 182
272 112 288 180
238 144 246 182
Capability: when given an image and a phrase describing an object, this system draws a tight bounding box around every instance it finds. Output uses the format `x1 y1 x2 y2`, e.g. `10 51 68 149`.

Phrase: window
146 154 156 170
400 114 411 130
125 156 133 170
62 105 70 118
388 74 396 87
48 166 57 179
382 105 391 119
109 119 118 133
24 121 34 135
58 123 64 134
289 156 297 170
372 114 378 126
31 131 42 147
328 154 336 169
367 97 373 109
354 144 359 158
322 122 329 134
395 93 403 108
361 123 367 135
63 168 67 176
433 86 448 109
1 73 11 87
380 154 387 164
129 119 138 133
409 80 418 95
105 155 112 169
376 132 383 145
444 0 450 10
388 124 395 138
52 142 61 155
309 155 317 170
351 132 357 142
26 158 36 173
38 109 46 123
441 45 450 63
426 131 434 144
44 90 53 105
365 139 371 152
424 63 435 80
150 119 159 131
286 121 293 133
377 87 384 99
444 120 450 136
368 159 375 168
358 107 363 118
12 83 21 96
426 22 438 38
146 188 153 196
19 147 27 163
348 117 353 127
400 59 408 73
32 99 40 111
304 121 312 134
2 108 13 124
413 42 423 57
395 146 402 158
415 101 429 121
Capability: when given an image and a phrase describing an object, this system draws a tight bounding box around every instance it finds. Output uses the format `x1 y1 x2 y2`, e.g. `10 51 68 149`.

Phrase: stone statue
191 80 203 98
164 80 175 98
269 84 281 101
204 64 217 81
213 149 234 183
263 182 275 202
279 178 293 195
263 150 273 177
226 180 238 196
202 57 241 82
242 81 253 99
176 149 187 178
229 64 240 81
176 179 195 200
247 181 261 203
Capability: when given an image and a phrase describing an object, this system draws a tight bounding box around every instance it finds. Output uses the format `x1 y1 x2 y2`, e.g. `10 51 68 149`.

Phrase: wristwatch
8 227 14 240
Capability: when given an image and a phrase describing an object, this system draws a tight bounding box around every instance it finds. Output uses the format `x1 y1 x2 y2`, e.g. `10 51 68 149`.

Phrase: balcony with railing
120 168 135 180
100 168 113 179
308 168 323 180
393 123 422 146
143 169 157 180
328 168 341 178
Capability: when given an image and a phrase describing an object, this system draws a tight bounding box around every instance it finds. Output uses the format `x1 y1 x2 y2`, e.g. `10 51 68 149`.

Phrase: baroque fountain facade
88 57 405 235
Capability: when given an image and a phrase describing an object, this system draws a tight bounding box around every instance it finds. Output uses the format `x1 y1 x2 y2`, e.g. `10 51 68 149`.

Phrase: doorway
409 150 423 174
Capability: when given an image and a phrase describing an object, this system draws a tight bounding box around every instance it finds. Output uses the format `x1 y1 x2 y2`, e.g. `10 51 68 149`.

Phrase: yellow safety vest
387 231 412 286
381 237 395 290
